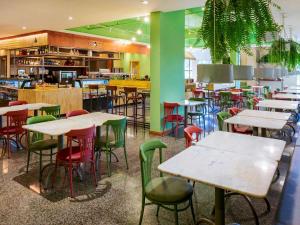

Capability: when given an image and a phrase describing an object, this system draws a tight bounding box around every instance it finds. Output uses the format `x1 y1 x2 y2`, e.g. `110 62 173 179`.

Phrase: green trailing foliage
197 0 280 63
259 38 300 71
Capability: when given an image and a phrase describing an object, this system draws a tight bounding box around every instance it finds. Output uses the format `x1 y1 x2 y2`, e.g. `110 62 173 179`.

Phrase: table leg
184 105 188 128
34 110 38 116
253 127 259 136
58 135 64 150
215 187 225 225
261 128 267 137
0 115 2 128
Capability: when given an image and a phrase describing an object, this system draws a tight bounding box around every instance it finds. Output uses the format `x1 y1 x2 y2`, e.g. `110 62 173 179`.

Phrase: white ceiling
0 0 299 40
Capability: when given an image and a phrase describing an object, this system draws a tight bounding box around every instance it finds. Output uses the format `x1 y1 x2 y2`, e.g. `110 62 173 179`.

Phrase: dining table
272 93 300 100
224 115 287 137
158 145 278 225
238 109 291 121
256 99 299 111
0 103 55 127
178 100 206 128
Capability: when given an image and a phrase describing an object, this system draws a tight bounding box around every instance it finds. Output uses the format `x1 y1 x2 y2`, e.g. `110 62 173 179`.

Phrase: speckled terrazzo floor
0 116 295 225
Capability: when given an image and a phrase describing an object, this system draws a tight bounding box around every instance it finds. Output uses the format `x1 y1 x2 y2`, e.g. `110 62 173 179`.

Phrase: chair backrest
217 111 231 131
220 92 232 101
229 107 240 116
163 102 180 116
103 118 127 148
5 109 28 133
27 115 56 143
106 85 118 96
192 89 204 98
9 100 28 106
66 109 89 118
65 126 96 162
139 139 167 193
41 105 60 119
247 99 254 109
184 125 203 148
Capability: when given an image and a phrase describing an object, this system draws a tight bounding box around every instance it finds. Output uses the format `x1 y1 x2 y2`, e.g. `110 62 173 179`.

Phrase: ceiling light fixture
68 16 73 21
131 37 136 42
141 0 149 5
22 26 27 30
137 29 142 35
147 45 151 49
144 16 150 23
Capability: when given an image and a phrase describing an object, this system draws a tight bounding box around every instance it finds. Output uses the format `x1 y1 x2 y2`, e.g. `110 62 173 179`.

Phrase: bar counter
18 87 83 115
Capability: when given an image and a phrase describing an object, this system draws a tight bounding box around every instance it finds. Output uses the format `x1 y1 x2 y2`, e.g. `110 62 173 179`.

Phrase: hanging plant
197 0 280 63
259 38 300 71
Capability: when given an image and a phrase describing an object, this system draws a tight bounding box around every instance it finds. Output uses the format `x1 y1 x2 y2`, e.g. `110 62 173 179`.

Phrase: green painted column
150 10 185 133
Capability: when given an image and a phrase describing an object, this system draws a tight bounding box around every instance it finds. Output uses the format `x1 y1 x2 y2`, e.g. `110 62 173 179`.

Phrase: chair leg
174 204 179 225
26 150 31 173
139 196 146 225
156 205 160 216
190 198 196 224
106 150 111 177
39 151 42 182
69 164 74 198
123 146 129 170
91 161 97 187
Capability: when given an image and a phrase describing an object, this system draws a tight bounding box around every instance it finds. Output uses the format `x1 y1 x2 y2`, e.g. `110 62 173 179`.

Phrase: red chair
253 97 260 109
0 109 28 158
228 107 252 134
192 89 204 98
8 100 28 106
184 125 203 148
66 109 89 118
229 107 241 116
53 126 97 197
162 102 184 138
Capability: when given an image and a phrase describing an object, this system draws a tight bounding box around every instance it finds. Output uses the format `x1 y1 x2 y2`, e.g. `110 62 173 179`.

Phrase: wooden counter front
18 87 83 115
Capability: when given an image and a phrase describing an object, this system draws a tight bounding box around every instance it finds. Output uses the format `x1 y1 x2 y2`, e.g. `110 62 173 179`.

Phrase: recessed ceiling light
22 26 27 30
137 29 142 35
68 16 73 21
131 37 137 42
147 45 151 49
141 0 149 5
144 16 150 23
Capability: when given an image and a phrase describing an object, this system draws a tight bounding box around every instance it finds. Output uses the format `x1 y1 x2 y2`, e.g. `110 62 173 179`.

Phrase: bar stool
106 85 122 114
88 84 100 112
122 87 146 129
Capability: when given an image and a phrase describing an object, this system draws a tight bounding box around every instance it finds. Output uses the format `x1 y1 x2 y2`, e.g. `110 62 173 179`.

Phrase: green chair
95 117 128 177
187 97 206 135
247 99 254 109
219 92 233 110
40 105 60 118
138 139 195 225
26 115 58 181
217 111 231 131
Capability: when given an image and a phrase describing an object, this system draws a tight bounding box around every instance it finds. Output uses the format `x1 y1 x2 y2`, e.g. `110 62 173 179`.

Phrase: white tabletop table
0 103 54 115
238 109 291 121
280 89 300 94
273 93 300 100
225 115 286 136
178 100 206 127
197 131 286 161
256 100 299 110
288 86 300 90
158 146 278 225
23 112 125 148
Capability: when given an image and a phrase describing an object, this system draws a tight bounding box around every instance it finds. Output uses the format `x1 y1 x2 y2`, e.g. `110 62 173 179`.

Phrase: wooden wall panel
18 88 83 115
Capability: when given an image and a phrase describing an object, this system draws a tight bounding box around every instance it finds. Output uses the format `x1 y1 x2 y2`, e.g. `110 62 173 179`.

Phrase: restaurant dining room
1 0 300 225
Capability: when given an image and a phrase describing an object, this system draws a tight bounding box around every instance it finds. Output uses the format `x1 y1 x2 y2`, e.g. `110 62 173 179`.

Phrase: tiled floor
0 112 295 225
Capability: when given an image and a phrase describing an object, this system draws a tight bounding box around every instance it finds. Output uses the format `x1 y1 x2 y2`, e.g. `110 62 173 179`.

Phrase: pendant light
233 65 254 80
